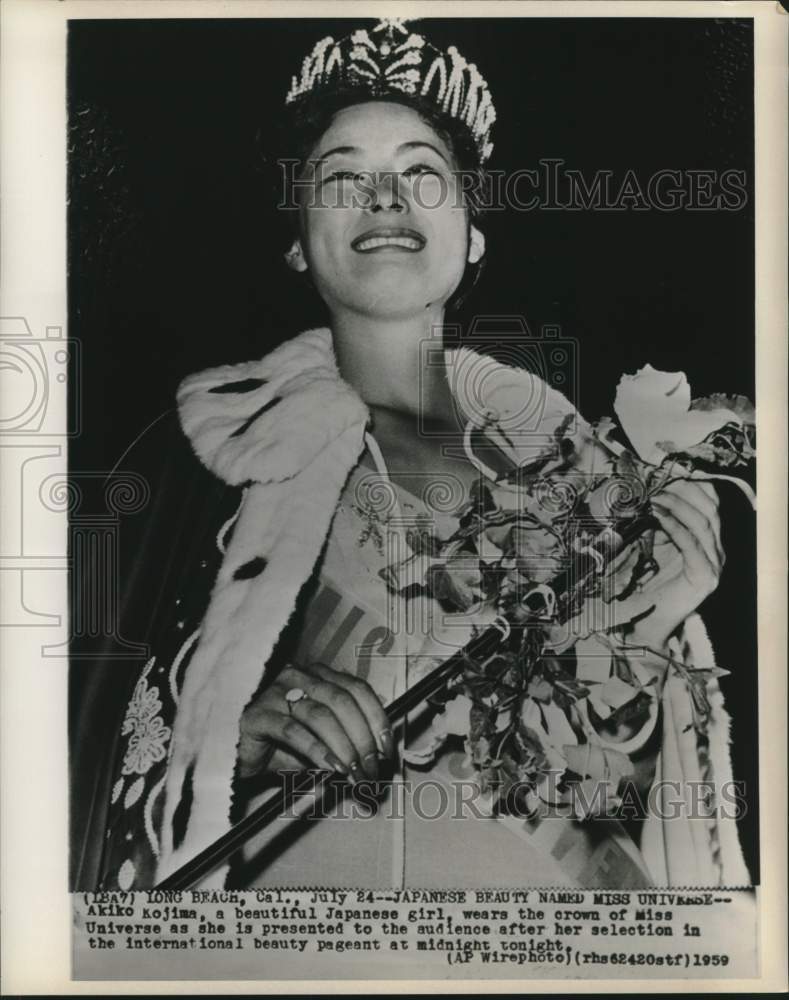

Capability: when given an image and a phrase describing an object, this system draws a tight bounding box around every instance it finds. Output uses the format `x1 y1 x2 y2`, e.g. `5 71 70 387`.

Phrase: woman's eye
402 162 442 178
323 170 359 183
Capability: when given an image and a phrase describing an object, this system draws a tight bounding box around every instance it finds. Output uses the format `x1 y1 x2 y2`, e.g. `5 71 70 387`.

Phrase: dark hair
261 87 488 311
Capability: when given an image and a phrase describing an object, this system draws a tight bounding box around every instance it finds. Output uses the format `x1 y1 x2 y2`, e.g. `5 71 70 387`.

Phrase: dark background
68 17 758 879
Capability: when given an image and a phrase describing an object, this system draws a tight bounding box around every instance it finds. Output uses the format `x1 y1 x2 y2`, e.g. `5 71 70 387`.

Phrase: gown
95 438 653 891
76 327 749 891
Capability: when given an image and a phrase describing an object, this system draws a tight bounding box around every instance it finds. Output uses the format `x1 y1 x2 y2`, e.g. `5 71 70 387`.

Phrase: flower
122 715 171 776
427 553 487 611
120 659 172 775
505 525 565 584
614 364 742 466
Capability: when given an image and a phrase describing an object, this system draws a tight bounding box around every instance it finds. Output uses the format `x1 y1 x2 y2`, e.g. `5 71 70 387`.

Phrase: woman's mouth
351 228 426 253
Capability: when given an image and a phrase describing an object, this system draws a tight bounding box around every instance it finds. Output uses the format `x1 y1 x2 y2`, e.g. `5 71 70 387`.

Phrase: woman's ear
467 225 486 265
284 239 308 273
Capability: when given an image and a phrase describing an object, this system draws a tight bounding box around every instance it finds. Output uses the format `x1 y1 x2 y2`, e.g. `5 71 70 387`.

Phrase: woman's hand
237 662 393 784
627 479 724 654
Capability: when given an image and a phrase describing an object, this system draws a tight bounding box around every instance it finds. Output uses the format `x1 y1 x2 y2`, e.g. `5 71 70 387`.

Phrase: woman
85 18 750 892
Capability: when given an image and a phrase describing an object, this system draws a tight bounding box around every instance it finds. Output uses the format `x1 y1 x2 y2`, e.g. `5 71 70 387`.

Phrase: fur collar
177 326 586 488
177 328 369 485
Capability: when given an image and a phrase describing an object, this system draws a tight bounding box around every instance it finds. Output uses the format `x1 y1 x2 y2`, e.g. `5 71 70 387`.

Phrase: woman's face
291 101 477 320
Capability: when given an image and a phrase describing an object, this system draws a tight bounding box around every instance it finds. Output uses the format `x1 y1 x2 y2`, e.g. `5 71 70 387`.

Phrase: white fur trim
640 613 751 887
157 430 366 879
157 330 370 880
177 328 368 485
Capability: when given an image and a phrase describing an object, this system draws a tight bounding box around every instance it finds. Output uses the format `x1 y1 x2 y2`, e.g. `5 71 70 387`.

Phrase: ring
284 687 309 715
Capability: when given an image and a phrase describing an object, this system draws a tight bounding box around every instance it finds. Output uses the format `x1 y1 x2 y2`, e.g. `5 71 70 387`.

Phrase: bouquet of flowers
380 365 755 817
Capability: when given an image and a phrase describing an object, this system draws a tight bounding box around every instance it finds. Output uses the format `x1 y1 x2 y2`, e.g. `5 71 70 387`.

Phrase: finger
287 692 367 783
697 482 724 563
277 666 370 779
659 478 718 521
650 504 717 591
652 490 719 571
303 676 379 779
659 482 724 565
310 662 394 759
240 706 350 778
662 479 719 522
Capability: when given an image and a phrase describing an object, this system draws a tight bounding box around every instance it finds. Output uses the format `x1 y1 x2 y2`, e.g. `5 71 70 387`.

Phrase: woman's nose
367 171 405 213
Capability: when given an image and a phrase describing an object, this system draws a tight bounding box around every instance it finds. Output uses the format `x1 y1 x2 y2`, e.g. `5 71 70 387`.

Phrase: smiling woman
283 101 479 322
75 16 753 896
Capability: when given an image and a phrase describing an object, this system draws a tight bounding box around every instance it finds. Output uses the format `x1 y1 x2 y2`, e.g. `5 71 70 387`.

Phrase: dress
77 327 752 891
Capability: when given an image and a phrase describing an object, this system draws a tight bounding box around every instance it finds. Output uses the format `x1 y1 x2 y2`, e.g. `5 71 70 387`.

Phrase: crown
285 18 496 163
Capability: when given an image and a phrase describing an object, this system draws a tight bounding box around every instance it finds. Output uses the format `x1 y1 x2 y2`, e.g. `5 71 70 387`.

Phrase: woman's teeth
354 236 423 252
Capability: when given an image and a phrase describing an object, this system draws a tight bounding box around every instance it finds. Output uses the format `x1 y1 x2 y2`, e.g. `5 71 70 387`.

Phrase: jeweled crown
286 17 496 163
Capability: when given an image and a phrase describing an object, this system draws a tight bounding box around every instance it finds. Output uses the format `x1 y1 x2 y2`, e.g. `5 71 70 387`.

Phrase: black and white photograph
1 0 786 991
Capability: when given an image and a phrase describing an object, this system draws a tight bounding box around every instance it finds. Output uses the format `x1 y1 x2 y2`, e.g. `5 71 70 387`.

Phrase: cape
157 327 751 888
70 327 752 889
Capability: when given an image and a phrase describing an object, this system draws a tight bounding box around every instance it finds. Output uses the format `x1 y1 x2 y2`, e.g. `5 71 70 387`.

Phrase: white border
1 0 786 994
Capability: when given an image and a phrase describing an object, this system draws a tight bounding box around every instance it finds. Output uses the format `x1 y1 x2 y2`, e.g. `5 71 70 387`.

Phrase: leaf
691 393 754 425
553 677 591 701
685 666 731 680
593 415 627 456
678 422 755 468
528 678 553 703
403 714 449 767
379 551 440 594
507 524 566 584
600 543 641 603
405 527 444 556
402 741 443 767
563 744 633 784
535 768 570 804
598 676 641 709
571 779 622 820
603 689 655 728
494 710 512 733
588 693 611 720
426 555 487 611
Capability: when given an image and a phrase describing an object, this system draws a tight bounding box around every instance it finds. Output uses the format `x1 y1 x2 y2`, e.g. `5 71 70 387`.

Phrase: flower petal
614 365 688 464
443 694 474 736
614 364 745 465
124 775 145 809
117 858 136 891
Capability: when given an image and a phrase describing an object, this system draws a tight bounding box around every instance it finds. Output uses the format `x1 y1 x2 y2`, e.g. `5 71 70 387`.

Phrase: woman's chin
334 279 452 319
335 268 462 319
350 293 447 320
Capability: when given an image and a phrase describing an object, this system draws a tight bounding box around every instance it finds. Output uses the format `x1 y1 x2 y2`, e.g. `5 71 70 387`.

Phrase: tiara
285 18 496 163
